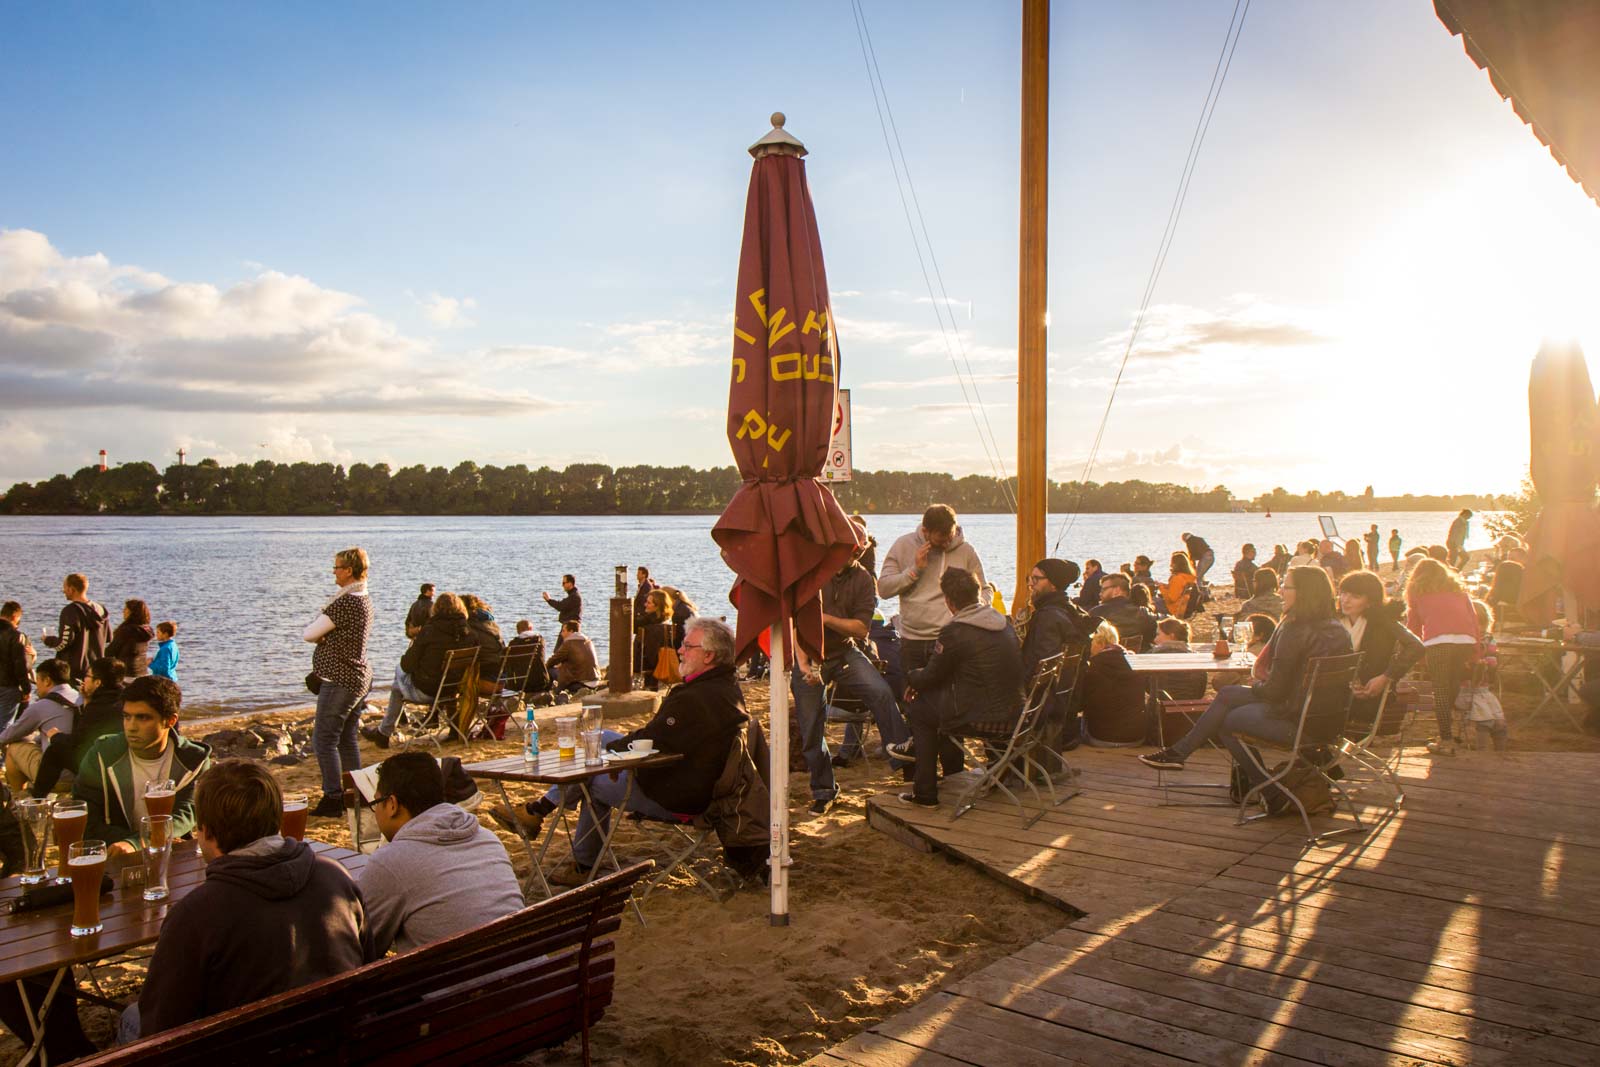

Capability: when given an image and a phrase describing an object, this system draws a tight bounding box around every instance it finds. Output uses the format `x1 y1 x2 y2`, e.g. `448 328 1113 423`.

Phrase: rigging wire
849 0 1019 513
1052 0 1252 553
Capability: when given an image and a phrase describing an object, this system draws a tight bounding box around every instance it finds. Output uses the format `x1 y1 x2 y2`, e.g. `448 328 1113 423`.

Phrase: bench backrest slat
74 862 651 1066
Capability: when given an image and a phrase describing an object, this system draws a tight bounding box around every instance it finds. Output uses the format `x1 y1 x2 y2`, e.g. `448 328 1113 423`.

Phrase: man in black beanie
1020 559 1094 750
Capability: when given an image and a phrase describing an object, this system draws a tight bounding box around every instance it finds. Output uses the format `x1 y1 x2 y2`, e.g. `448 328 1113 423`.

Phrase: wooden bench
74 861 651 1067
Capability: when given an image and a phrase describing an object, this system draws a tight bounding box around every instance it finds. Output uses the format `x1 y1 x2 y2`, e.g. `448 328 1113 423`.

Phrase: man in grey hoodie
360 751 524 956
877 504 988 683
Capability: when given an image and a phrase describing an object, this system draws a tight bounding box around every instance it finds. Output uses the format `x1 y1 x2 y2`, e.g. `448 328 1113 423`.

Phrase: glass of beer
140 815 173 902
16 797 52 885
68 840 107 937
555 715 578 761
52 799 88 882
280 793 309 840
144 779 176 820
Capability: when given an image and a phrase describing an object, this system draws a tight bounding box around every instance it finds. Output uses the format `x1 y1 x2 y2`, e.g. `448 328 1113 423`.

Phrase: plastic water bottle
523 706 539 764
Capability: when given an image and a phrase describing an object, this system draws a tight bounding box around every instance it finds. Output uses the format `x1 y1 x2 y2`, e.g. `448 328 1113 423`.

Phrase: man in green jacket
73 674 211 854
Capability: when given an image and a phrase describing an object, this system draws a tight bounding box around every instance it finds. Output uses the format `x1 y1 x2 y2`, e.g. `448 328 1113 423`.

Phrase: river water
0 511 1490 715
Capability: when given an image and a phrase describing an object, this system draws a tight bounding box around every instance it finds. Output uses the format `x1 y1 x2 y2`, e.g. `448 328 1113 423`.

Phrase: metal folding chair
1236 651 1367 845
478 640 547 740
394 646 479 751
626 813 744 903
947 652 1079 826
822 656 892 761
1335 681 1412 808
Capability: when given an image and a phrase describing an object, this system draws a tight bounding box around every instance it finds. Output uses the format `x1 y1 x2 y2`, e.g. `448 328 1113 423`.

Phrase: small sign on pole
821 389 852 482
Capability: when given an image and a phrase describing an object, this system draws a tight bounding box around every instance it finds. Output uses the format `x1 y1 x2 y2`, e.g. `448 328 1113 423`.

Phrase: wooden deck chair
395 646 479 752
1235 652 1368 845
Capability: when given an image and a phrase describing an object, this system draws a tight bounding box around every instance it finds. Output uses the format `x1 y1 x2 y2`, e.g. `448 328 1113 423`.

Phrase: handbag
653 647 683 685
305 672 323 696
1464 686 1506 724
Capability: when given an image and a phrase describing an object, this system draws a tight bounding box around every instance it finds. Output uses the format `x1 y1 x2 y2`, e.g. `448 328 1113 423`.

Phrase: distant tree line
0 460 1508 516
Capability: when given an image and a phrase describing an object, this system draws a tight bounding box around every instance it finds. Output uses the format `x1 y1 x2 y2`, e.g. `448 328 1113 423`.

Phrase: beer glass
1232 622 1252 648
140 815 173 902
555 715 578 761
52 799 88 882
280 793 309 840
68 840 107 937
144 778 176 820
15 797 52 885
41 624 56 643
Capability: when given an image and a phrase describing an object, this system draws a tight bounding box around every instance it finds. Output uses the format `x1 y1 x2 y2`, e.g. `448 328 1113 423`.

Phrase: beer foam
54 810 88 822
146 789 175 799
68 855 104 868
282 802 308 811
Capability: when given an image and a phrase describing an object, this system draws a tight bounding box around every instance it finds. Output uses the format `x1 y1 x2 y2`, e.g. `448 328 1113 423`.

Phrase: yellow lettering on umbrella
737 410 768 441
770 353 802 381
767 308 796 346
733 327 756 345
767 424 792 451
731 357 747 383
749 289 768 323
802 309 831 340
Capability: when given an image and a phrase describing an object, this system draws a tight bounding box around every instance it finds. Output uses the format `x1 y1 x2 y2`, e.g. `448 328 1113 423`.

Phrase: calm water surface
0 511 1490 714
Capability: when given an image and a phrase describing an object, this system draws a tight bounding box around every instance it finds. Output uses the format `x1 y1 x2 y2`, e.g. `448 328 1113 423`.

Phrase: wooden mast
1015 0 1049 612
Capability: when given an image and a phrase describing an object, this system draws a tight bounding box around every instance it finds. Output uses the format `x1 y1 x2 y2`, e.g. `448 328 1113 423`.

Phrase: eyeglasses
1027 574 1046 584
681 641 704 651
367 793 392 810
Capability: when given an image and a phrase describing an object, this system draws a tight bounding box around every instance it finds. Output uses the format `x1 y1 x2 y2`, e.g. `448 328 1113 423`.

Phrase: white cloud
1098 296 1331 362
0 228 552 415
412 291 478 328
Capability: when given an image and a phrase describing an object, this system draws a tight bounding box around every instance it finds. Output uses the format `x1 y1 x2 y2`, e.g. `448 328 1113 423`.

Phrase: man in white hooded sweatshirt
877 504 988 686
359 752 524 955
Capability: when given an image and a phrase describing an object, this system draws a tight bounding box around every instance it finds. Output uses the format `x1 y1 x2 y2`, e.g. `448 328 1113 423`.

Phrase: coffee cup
628 739 655 755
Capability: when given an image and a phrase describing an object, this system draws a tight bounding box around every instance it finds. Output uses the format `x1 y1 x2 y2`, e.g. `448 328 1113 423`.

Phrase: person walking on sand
1364 524 1381 571
1181 532 1215 585
302 547 373 818
1447 510 1472 570
878 504 987 683
1389 529 1403 568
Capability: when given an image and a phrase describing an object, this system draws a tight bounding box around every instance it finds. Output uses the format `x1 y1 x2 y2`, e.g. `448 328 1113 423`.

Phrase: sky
3 0 1598 497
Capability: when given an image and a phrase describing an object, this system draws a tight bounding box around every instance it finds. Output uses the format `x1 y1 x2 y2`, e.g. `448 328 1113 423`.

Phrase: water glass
580 703 603 736
1232 622 1252 647
582 728 605 767
140 815 173 902
68 840 107 937
41 624 56 643
15 797 52 885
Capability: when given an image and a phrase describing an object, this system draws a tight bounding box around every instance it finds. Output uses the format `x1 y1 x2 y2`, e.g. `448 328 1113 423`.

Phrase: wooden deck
811 746 1600 1066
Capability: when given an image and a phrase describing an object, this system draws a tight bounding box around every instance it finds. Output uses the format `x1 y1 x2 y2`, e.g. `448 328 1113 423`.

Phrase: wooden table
1126 650 1255 806
0 840 364 1066
465 750 683 921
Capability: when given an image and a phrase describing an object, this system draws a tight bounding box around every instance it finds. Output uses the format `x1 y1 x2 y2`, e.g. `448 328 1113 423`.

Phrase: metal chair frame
476 640 547 740
627 814 744 904
947 652 1080 826
394 645 479 752
1235 652 1368 845
1334 681 1412 808
821 656 892 761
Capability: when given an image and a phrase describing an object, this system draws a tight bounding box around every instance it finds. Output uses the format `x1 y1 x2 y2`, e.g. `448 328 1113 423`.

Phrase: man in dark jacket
1090 573 1158 649
1074 560 1103 611
1021 559 1094 749
123 758 371 1040
492 617 747 881
632 566 658 671
1181 532 1214 584
542 574 583 639
0 601 35 727
42 573 111 683
888 568 1024 807
405 583 435 638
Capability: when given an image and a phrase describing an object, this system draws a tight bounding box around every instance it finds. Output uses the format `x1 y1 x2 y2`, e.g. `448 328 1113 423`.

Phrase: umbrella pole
768 622 790 925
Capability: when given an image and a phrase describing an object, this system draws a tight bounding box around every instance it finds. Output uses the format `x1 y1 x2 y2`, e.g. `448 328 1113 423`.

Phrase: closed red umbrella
712 115 859 924
1518 340 1600 623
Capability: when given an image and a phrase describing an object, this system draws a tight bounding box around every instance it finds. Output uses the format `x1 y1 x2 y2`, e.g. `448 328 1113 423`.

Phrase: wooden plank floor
810 746 1600 1066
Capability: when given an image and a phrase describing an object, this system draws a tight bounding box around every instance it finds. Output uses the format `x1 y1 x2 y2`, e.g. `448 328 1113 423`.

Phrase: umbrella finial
749 112 807 159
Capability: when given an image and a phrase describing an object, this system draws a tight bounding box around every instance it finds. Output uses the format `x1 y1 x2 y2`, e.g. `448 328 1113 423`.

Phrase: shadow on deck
811 745 1600 1066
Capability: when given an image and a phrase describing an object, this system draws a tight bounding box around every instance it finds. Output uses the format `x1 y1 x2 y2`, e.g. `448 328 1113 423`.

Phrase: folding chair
822 657 891 761
1335 681 1409 809
948 652 1079 826
626 812 744 903
393 646 479 751
1235 651 1368 845
1155 692 1235 808
478 640 546 741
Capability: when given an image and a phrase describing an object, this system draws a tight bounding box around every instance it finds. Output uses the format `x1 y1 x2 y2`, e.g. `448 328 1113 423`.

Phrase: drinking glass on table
581 728 604 767
280 792 309 840
68 840 107 937
1232 622 1252 648
52 799 88 882
139 815 173 902
15 797 52 885
555 715 578 761
144 778 176 820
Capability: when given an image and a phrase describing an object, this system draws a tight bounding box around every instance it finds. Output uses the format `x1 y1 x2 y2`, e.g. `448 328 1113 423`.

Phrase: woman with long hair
662 586 697 649
1161 551 1196 617
1488 560 1524 627
640 588 678 691
1343 539 1365 573
107 598 153 675
1405 558 1479 755
1337 570 1424 732
362 590 471 750
1140 566 1352 788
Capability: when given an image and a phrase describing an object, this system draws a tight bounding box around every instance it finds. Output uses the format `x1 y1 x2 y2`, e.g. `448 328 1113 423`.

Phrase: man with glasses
1020 559 1094 749
358 752 522 956
1089 573 1158 650
491 617 748 884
